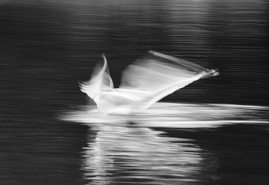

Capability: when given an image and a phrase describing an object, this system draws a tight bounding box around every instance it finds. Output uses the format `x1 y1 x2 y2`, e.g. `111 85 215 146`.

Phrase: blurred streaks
0 0 268 115
61 102 269 128
0 0 268 185
82 126 210 185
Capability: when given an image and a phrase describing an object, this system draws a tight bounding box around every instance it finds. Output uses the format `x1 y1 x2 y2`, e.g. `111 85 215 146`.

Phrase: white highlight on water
82 125 206 185
62 103 268 128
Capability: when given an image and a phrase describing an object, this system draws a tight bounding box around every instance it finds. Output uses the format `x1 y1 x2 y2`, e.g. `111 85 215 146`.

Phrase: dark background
0 0 268 185
0 0 268 118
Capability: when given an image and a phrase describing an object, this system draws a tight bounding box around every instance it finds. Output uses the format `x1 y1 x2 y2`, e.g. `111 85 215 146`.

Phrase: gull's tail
200 68 219 79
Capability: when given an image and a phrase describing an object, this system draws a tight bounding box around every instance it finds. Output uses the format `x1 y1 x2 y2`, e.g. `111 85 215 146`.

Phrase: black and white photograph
0 0 268 184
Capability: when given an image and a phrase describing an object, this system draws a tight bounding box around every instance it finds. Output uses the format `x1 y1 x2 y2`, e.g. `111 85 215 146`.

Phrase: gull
79 51 219 115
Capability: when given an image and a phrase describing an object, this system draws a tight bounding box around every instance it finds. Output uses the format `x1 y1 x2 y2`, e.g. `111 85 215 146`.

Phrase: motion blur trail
61 103 268 128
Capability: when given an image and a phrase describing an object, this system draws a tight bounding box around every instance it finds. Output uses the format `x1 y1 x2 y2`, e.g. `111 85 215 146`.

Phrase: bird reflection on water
62 103 268 184
82 125 206 185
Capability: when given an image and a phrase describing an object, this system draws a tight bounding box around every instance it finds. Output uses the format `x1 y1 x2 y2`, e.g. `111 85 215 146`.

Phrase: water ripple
61 103 268 184
82 126 204 185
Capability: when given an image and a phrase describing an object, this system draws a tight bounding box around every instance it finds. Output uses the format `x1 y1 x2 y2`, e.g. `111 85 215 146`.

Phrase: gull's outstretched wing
120 51 218 108
79 54 114 102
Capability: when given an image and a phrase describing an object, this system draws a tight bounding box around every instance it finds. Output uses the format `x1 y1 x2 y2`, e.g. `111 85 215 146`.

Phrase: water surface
0 0 269 184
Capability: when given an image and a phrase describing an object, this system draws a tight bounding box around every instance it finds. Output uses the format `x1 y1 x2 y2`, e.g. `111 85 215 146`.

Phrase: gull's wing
79 54 114 101
120 51 218 108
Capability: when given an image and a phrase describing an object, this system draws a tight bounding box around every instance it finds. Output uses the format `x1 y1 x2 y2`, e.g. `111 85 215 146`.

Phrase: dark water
0 0 269 184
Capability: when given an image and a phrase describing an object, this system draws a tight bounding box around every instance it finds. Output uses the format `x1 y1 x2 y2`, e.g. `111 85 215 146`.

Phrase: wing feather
79 54 114 101
119 51 218 108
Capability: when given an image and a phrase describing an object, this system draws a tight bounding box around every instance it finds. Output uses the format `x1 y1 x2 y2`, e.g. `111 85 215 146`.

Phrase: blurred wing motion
80 51 219 114
119 50 218 109
79 54 114 102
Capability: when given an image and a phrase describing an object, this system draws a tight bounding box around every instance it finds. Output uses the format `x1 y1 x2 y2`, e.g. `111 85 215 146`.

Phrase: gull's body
80 51 218 115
